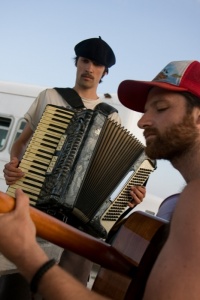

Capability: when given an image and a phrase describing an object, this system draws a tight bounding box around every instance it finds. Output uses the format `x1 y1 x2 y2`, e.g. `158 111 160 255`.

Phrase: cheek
77 68 83 78
156 112 177 125
96 67 105 77
97 71 104 79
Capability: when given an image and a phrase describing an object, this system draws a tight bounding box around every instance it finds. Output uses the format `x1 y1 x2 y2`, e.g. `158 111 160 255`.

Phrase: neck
73 86 98 100
171 144 200 183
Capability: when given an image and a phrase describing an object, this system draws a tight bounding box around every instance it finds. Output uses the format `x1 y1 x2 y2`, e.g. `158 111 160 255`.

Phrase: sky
1 0 200 200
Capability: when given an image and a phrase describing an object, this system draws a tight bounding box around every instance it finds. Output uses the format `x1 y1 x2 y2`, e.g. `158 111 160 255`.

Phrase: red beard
144 114 198 160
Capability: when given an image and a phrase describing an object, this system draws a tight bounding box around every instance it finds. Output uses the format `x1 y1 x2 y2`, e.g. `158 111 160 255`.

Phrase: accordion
7 104 156 238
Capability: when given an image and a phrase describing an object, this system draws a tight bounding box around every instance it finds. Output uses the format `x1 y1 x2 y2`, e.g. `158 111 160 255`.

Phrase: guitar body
92 211 169 300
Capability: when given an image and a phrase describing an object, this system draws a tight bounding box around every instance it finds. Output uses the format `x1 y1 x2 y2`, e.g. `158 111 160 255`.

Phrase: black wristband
30 259 56 293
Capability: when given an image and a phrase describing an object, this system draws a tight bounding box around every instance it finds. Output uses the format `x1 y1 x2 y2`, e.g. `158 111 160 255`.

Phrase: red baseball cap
118 60 200 113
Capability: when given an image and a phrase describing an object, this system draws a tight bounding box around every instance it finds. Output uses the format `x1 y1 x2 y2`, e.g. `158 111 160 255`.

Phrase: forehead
145 87 187 110
78 56 104 66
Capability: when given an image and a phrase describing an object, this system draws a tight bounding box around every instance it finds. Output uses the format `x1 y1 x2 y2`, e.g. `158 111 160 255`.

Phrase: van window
0 117 13 151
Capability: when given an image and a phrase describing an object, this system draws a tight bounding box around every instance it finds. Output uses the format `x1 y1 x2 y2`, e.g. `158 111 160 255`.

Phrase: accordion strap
54 87 118 115
95 102 118 115
54 87 85 109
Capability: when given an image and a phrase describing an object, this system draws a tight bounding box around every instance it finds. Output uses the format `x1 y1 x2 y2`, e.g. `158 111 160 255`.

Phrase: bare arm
0 189 109 300
3 122 33 185
37 265 109 300
10 122 33 159
143 179 200 299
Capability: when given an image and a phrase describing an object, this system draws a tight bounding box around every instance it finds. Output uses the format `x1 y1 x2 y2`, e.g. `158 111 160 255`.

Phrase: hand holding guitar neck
0 189 133 276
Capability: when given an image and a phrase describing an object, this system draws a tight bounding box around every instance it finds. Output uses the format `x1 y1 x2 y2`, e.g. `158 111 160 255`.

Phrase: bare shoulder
173 179 200 221
169 179 200 237
143 179 200 299
181 178 200 197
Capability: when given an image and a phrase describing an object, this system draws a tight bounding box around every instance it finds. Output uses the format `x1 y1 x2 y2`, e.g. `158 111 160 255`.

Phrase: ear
101 71 108 81
102 70 108 77
194 107 200 126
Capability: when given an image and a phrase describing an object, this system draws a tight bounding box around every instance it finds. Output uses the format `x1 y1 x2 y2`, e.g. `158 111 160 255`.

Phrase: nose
137 112 153 129
85 61 94 73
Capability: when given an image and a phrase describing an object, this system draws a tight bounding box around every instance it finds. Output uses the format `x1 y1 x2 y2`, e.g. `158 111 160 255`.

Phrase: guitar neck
0 191 134 276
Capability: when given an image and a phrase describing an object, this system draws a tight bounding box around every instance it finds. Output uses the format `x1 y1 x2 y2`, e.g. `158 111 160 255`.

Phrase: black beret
74 37 116 68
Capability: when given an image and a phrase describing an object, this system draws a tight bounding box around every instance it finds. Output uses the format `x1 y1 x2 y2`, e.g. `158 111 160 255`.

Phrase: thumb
15 189 30 211
11 157 20 167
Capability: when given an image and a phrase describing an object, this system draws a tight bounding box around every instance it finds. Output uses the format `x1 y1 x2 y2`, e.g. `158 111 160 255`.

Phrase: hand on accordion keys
3 157 24 185
128 185 146 208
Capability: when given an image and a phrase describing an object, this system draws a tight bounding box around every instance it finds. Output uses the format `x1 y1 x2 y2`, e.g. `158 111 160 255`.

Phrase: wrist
30 259 56 293
18 244 50 282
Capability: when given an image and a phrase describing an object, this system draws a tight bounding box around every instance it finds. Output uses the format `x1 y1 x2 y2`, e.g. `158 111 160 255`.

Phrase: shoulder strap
54 87 85 109
54 87 118 115
95 102 118 116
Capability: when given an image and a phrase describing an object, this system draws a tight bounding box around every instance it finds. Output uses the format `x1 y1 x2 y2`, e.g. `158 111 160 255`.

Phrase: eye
93 62 103 67
156 106 168 112
82 58 89 63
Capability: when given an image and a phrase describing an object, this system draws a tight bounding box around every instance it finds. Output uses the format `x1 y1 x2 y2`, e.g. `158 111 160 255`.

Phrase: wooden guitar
0 191 169 299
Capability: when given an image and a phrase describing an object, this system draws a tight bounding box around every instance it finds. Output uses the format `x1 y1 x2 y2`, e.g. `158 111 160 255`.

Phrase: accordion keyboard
7 105 74 204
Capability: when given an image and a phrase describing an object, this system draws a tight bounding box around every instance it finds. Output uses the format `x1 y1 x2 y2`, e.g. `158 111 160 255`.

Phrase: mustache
143 128 159 139
81 72 94 80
